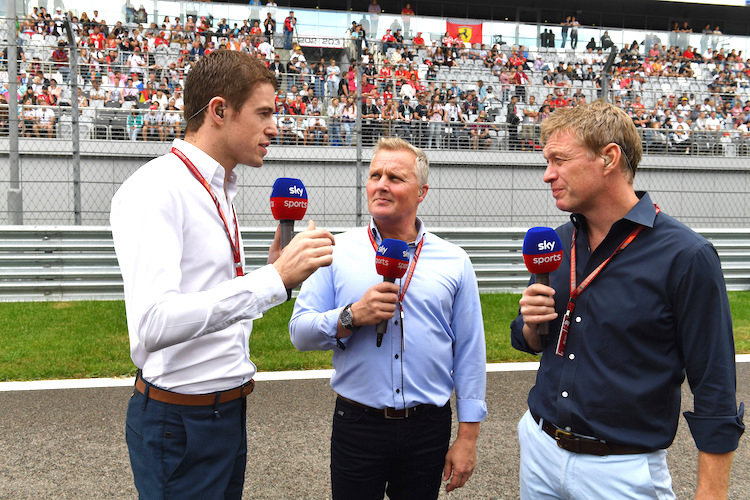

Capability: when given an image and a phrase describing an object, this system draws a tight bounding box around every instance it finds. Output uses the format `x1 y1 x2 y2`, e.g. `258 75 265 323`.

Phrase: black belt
532 413 656 456
135 372 254 407
337 395 436 420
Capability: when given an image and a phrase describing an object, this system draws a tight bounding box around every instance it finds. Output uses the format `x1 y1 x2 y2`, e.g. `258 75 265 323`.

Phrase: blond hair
372 137 429 187
540 100 642 182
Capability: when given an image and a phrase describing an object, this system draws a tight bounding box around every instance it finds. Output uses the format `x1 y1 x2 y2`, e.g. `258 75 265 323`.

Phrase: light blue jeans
517 410 676 500
428 121 442 148
342 121 354 146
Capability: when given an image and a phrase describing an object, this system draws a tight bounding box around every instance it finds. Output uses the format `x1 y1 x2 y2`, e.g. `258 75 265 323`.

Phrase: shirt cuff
456 398 488 423
683 402 745 453
244 264 288 312
325 308 348 346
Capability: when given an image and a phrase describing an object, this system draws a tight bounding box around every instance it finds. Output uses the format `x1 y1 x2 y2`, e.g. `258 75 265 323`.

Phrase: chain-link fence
1 15 749 229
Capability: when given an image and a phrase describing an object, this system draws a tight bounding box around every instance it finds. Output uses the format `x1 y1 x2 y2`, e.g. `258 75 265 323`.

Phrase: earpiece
216 106 225 118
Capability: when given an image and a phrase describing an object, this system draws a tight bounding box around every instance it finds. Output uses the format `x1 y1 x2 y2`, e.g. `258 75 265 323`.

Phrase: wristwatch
340 303 356 330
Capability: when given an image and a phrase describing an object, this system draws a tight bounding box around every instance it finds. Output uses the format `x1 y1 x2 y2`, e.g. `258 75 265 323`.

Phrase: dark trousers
126 383 248 500
331 397 452 500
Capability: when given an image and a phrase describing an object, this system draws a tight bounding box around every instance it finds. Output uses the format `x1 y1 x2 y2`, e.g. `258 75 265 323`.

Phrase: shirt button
394 354 399 359
396 388 400 394
562 391 569 398
575 316 581 323
568 353 575 360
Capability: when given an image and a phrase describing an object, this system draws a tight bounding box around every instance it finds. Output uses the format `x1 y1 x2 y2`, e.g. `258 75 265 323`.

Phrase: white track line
1 356 747 392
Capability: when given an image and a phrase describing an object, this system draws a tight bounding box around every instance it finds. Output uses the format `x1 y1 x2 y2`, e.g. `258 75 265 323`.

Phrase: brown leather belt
532 413 655 456
135 373 254 407
337 394 435 419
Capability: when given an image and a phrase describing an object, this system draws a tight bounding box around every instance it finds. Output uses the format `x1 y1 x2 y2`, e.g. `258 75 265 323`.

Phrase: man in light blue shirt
477 79 488 112
289 137 487 499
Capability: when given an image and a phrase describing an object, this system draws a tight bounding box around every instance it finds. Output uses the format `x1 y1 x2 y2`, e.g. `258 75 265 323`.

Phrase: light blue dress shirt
289 219 487 423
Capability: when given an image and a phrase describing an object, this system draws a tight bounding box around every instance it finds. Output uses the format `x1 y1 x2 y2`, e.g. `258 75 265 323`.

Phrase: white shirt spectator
257 40 274 60
705 114 722 131
143 109 163 125
164 110 181 126
399 82 416 100
35 106 55 125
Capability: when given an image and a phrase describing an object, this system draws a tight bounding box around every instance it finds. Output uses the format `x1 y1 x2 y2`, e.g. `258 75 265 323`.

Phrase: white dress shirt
111 139 287 394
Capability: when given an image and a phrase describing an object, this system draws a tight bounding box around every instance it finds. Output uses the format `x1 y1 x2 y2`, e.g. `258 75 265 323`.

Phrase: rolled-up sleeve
676 244 745 453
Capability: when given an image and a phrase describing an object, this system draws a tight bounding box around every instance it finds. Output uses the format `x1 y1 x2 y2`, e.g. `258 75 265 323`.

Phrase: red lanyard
555 205 660 356
171 147 244 277
367 226 424 303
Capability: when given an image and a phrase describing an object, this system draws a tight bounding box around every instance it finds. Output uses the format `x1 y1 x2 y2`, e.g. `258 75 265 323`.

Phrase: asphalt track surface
1 363 748 500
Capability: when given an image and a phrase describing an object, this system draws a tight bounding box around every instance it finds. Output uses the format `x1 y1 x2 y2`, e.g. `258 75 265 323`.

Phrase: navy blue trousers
330 397 452 500
126 384 248 500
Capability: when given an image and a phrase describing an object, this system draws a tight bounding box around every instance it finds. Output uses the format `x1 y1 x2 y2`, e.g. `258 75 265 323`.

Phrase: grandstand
1 2 749 154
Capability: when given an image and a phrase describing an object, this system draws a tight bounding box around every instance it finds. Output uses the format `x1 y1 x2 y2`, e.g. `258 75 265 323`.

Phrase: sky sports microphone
270 177 308 249
271 178 308 300
522 227 563 337
375 238 410 347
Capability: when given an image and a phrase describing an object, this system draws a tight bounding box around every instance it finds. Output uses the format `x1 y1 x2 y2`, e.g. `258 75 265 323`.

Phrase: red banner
446 19 483 45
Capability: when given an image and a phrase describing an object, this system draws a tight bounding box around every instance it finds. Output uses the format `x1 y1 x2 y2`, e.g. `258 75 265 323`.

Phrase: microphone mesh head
270 177 308 221
375 238 410 279
522 227 564 274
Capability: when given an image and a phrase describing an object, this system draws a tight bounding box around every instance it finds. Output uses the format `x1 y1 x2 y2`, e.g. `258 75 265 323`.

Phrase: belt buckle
554 428 573 448
384 408 399 419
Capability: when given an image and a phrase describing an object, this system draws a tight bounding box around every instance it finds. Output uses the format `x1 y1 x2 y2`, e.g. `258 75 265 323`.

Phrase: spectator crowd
1 4 749 154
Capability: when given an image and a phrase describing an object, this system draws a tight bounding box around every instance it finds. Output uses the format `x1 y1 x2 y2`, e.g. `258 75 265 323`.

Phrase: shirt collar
172 138 236 191
368 217 425 246
571 191 656 230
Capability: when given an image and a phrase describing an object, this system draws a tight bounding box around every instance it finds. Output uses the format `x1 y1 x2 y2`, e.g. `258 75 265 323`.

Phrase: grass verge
0 292 747 381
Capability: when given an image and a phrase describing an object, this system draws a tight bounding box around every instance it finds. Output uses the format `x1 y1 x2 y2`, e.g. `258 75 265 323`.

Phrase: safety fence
5 104 750 156
1 226 748 302
2 24 750 230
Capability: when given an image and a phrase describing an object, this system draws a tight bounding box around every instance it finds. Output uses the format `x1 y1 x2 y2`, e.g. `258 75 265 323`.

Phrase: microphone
270 178 308 300
270 177 308 249
522 227 563 337
374 238 409 347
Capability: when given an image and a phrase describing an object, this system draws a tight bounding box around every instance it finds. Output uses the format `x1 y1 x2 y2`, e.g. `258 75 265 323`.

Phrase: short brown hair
183 50 277 133
540 100 642 182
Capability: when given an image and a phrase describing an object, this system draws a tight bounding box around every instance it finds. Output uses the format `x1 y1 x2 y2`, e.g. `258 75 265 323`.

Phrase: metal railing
1 226 747 302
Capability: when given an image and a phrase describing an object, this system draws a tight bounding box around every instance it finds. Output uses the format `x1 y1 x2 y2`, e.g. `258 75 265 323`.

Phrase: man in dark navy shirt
511 100 744 499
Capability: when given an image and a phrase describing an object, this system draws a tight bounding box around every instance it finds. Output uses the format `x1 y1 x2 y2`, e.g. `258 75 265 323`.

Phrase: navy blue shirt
511 192 744 452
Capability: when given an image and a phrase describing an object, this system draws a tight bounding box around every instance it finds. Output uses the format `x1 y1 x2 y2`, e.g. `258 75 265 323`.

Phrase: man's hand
518 283 557 352
335 281 400 339
271 220 334 289
443 422 480 492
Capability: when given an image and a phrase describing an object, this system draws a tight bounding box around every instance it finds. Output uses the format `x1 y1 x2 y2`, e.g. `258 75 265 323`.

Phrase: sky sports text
532 253 562 265
537 240 557 252
271 199 308 209
375 257 409 270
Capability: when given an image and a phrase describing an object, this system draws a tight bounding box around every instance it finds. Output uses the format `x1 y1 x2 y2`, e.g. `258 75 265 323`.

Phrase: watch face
341 305 354 329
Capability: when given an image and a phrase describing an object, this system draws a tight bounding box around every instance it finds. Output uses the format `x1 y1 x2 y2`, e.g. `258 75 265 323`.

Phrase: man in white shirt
257 38 274 60
670 114 691 152
110 50 335 500
304 109 328 145
141 104 165 141
325 59 341 98
443 94 464 148
33 98 56 138
705 110 723 132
